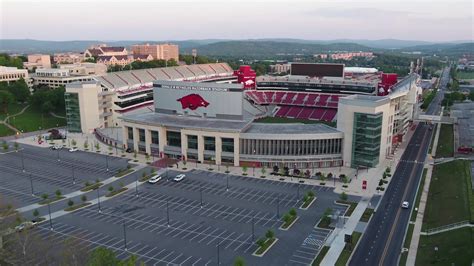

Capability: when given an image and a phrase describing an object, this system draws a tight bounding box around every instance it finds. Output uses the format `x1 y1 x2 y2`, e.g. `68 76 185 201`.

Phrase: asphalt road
350 67 449 266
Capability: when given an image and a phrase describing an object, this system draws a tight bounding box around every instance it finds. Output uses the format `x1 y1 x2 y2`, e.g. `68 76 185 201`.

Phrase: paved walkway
0 105 29 133
406 120 442 265
320 197 370 265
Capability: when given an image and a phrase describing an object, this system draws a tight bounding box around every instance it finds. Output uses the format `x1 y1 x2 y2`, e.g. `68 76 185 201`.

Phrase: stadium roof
242 123 340 135
95 63 234 90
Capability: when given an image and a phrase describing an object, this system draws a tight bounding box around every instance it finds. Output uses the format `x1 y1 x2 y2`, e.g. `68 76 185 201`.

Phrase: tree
67 199 74 207
81 195 87 203
265 229 275 239
261 166 266 176
308 191 315 198
13 142 19 151
71 139 77 147
108 186 114 192
33 209 39 218
256 238 265 248
340 192 348 201
95 142 101 152
8 78 30 103
145 153 150 162
234 256 245 266
83 140 89 150
55 189 62 198
87 247 120 266
41 193 48 200
242 165 248 175
108 145 113 154
289 208 297 217
0 90 14 113
273 165 279 174
282 213 291 223
2 140 9 151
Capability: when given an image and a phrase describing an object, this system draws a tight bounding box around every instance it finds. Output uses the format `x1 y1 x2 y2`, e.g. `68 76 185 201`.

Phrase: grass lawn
399 223 415 266
312 246 330 265
411 169 427 222
335 231 362 266
0 103 27 120
423 160 472 230
255 237 276 255
0 124 15 137
115 169 134 178
8 106 66 133
106 187 128 197
435 124 454 158
254 116 336 127
64 202 91 212
457 71 474 80
416 227 474 266
359 208 374 223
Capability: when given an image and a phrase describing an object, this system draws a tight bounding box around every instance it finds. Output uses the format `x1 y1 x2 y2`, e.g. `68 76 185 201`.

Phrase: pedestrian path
320 197 370 265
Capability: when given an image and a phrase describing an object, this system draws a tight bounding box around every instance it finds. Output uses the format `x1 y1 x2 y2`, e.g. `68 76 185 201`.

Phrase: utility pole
48 202 53 230
97 188 101 213
123 220 128 251
167 200 170 227
30 173 34 196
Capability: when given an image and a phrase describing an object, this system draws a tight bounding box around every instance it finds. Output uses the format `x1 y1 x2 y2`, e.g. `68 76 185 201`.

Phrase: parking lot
0 143 127 207
0 143 361 265
34 166 353 265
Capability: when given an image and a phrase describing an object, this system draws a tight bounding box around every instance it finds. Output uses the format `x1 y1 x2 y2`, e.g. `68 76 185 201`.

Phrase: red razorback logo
177 94 210 110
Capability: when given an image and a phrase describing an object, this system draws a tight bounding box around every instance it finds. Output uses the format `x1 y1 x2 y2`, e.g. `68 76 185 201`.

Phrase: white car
173 174 186 182
401 201 410 209
15 221 35 232
148 175 162 184
51 145 62 150
69 147 78 152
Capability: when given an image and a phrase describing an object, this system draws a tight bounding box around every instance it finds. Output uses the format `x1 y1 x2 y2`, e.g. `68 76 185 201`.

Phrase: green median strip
335 231 362 266
312 246 330 266
64 202 92 212
411 169 427 222
106 187 128 198
81 182 103 192
359 208 374 223
39 196 65 205
115 169 134 178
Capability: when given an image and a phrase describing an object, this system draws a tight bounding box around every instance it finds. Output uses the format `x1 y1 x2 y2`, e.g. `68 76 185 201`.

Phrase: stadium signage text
161 84 229 92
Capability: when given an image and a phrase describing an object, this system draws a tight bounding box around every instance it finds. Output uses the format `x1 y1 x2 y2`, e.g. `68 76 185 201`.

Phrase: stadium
119 63 422 169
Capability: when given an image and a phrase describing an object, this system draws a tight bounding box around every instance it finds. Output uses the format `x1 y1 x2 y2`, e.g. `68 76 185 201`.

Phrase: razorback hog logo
177 93 210 110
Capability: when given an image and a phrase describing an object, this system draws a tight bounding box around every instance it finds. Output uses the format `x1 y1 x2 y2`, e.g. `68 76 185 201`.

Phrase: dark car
125 148 132 153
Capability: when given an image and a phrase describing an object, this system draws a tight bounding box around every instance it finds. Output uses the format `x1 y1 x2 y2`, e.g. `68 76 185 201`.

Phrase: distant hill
401 42 474 56
181 41 375 59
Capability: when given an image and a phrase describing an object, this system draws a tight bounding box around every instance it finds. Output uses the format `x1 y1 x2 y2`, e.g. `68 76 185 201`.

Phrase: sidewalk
320 197 370 265
406 120 442 265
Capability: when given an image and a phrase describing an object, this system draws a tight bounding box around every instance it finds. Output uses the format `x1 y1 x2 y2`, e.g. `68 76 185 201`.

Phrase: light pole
226 175 229 191
217 242 221 265
135 176 138 197
48 202 53 230
167 200 170 227
251 216 255 241
21 149 25 172
200 184 203 208
277 197 280 218
97 188 101 213
72 165 75 185
123 219 128 251
29 173 34 196
297 185 300 202
105 154 109 172
57 148 60 162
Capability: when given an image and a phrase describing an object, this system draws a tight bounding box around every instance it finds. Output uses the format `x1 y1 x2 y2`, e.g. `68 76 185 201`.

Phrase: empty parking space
289 228 332 265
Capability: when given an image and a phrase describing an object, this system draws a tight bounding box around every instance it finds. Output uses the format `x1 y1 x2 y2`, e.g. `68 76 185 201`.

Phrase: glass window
204 136 215 151
138 128 145 142
151 131 159 145
187 135 198 150
222 138 234 153
166 131 181 147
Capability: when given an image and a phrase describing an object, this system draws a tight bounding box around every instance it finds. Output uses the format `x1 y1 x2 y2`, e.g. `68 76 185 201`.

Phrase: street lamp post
200 184 203 208
57 148 60 162
252 216 255 241
105 154 109 172
217 242 220 265
97 188 101 213
135 176 138 197
123 220 128 251
48 202 53 230
277 197 280 218
226 175 229 191
72 166 75 185
297 185 300 202
21 149 25 172
29 173 34 196
167 200 170 227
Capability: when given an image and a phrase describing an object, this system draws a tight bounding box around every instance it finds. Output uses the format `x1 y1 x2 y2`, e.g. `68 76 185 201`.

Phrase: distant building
54 53 84 64
0 66 30 85
23 54 51 70
330 52 373 60
313 54 328 59
269 63 291 74
96 55 133 66
84 45 129 60
32 68 94 88
133 54 154 62
131 43 179 62
58 63 107 76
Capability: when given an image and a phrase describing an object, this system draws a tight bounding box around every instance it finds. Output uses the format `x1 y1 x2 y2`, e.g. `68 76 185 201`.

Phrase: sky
1 0 473 42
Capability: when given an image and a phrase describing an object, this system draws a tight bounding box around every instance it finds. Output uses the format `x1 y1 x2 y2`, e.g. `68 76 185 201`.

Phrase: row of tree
0 53 26 69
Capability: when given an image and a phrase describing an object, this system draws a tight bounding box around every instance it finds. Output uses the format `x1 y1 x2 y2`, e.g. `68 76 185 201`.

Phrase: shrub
81 195 87 202
308 191 315 198
385 167 391 173
95 178 100 183
327 173 333 178
127 165 131 170
303 195 309 202
265 229 275 239
33 209 39 217
282 213 291 223
55 189 62 198
85 181 91 187
256 238 265 247
108 186 114 192
340 192 348 201
67 200 74 207
234 256 245 266
378 179 384 186
289 208 297 217
41 194 48 200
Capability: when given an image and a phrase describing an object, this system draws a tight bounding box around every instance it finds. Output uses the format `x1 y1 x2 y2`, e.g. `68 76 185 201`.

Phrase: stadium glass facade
64 92 81 132
351 112 382 168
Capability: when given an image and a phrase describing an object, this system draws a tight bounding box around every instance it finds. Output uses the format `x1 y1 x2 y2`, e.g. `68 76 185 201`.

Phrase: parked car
69 147 78 152
148 175 162 184
125 148 132 153
51 145 62 150
173 174 186 182
15 221 35 232
401 201 410 209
